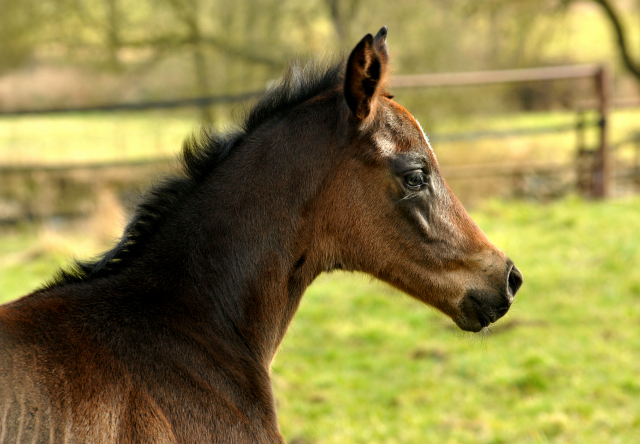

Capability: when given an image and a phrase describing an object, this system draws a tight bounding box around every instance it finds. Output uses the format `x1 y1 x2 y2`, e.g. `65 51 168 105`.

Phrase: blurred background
1 0 640 443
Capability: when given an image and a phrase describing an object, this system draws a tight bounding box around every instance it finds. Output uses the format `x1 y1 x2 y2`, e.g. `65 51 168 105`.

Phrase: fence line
390 64 612 198
0 64 614 117
430 120 599 143
390 64 602 88
0 92 262 116
0 64 623 198
0 158 171 174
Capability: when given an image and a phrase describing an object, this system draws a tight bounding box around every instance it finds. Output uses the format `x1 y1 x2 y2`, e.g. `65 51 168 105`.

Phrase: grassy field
1 196 639 443
0 111 196 165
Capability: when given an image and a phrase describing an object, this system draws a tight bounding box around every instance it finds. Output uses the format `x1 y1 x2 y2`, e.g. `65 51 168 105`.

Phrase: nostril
508 266 523 297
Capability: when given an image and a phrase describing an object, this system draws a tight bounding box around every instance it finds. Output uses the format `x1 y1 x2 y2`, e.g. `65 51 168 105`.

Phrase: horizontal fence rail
430 120 600 143
0 64 610 117
389 64 602 88
0 92 262 116
440 161 568 179
0 158 171 174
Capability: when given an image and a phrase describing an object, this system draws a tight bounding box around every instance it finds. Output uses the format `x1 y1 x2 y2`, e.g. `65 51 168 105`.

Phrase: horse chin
454 289 512 333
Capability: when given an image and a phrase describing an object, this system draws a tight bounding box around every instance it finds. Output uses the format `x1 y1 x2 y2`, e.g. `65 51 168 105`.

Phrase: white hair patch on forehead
373 132 396 157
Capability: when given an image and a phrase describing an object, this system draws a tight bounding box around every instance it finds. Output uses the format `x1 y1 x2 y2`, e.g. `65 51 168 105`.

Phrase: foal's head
314 27 522 332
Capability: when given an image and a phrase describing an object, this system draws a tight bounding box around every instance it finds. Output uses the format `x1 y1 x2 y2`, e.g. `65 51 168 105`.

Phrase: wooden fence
389 64 613 198
0 64 632 224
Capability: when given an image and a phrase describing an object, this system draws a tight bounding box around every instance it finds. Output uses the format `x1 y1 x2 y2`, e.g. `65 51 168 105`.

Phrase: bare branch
592 0 640 79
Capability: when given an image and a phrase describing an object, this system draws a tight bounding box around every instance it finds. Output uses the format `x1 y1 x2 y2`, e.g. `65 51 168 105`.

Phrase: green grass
0 223 104 298
0 111 197 164
271 196 640 444
1 197 639 443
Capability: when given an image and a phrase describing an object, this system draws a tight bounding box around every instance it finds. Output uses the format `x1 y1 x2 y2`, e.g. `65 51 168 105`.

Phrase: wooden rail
391 64 613 198
390 64 602 88
440 161 568 179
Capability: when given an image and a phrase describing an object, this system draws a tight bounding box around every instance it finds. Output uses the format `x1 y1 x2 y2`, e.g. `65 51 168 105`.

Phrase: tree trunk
105 0 122 72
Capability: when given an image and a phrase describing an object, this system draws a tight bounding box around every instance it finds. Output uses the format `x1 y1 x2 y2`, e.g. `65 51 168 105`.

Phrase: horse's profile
0 27 522 443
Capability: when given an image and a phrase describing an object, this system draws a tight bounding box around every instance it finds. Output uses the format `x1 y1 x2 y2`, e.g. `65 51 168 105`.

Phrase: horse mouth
470 298 492 329
456 292 511 332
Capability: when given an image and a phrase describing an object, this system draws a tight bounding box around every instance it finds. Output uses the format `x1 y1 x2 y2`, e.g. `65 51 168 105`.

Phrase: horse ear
374 26 389 64
344 27 389 120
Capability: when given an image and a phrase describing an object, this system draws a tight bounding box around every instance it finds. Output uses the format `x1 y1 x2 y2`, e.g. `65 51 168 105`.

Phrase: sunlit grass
1 197 640 443
0 222 106 299
0 111 196 164
271 196 640 444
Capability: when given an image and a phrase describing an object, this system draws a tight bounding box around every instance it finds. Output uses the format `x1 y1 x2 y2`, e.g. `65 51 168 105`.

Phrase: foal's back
0 287 278 444
1 287 131 443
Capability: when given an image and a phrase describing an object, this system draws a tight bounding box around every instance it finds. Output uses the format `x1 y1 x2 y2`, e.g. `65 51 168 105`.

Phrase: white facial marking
414 118 435 157
373 132 396 157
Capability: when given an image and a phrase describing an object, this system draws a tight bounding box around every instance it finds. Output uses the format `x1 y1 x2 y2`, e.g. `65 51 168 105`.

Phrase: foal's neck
150 113 342 369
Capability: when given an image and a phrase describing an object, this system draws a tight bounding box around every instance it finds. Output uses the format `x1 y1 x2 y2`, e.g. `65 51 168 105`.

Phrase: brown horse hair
45 61 347 290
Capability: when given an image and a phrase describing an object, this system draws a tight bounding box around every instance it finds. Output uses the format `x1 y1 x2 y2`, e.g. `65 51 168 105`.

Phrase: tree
0 0 47 73
324 0 362 44
590 0 640 81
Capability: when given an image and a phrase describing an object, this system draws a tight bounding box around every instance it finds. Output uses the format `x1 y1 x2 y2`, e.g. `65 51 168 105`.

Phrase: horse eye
404 171 426 190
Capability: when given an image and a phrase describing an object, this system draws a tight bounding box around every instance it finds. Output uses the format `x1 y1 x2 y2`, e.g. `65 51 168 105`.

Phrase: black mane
46 60 345 289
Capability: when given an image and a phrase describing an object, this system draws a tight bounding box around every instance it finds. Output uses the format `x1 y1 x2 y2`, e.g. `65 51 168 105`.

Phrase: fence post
575 111 591 195
592 66 612 198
